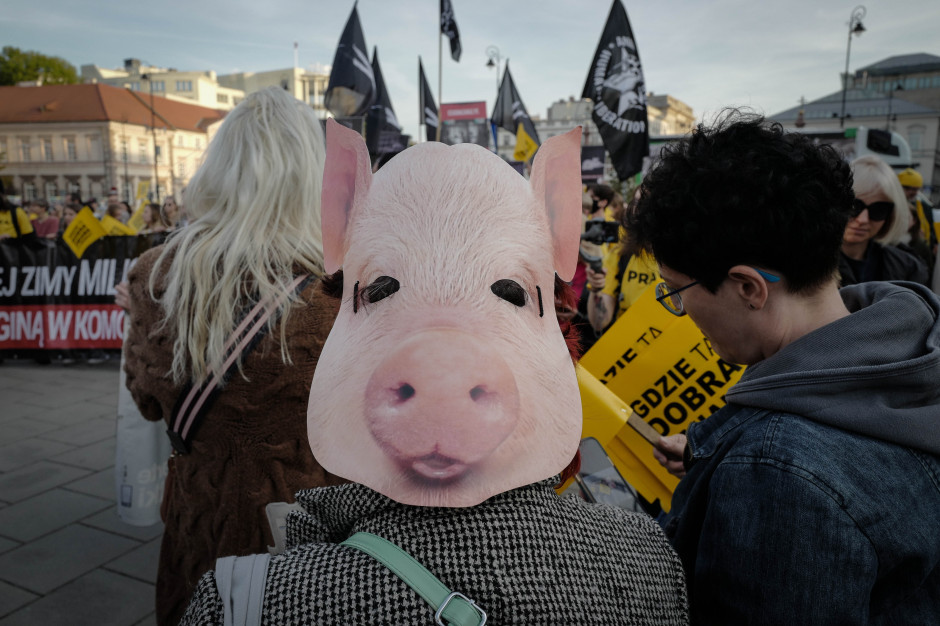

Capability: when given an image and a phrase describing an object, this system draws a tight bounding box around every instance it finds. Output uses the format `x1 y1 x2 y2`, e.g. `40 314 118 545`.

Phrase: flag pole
437 2 442 141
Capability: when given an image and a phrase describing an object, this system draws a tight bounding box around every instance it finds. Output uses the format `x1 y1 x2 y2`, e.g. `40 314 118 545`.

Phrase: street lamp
486 45 502 99
886 83 903 130
839 5 866 129
140 73 160 202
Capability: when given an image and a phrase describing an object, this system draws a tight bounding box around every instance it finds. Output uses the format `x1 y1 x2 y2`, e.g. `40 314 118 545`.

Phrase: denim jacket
663 403 940 625
662 282 940 625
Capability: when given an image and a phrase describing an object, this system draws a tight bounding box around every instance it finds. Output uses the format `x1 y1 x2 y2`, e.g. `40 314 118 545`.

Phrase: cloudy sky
5 0 940 140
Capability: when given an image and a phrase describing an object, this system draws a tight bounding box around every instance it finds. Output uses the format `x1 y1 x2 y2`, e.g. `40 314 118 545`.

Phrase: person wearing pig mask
180 121 689 625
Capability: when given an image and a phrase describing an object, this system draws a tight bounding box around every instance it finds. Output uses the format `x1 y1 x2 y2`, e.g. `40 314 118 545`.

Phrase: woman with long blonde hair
123 87 345 626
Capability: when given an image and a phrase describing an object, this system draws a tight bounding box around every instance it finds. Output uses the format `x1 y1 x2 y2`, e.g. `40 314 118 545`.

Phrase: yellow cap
897 167 923 189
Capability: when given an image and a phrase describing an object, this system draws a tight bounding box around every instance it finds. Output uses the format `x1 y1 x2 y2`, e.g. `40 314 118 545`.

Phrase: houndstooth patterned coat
180 479 689 625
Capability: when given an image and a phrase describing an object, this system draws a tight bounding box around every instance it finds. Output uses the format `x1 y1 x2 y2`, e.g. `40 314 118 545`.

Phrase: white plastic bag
115 337 170 526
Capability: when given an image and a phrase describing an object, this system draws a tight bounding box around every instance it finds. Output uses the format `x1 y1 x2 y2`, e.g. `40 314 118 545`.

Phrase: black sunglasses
852 198 894 221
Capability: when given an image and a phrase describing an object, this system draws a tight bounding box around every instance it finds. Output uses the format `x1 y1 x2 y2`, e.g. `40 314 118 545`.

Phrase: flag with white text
582 0 649 180
324 4 376 117
366 48 405 158
418 57 439 141
491 63 540 162
440 0 462 61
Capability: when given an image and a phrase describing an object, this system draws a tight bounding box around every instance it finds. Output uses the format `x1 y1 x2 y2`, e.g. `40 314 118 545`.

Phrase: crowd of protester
2 99 939 624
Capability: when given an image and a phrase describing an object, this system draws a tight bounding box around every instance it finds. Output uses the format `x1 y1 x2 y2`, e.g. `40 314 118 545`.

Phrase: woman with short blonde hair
839 155 927 285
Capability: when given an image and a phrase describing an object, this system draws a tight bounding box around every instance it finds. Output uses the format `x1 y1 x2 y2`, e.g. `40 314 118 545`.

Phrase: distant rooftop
0 83 225 132
770 88 937 122
856 53 940 77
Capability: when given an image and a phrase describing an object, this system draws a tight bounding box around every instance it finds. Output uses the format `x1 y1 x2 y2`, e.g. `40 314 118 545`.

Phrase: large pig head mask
308 119 583 507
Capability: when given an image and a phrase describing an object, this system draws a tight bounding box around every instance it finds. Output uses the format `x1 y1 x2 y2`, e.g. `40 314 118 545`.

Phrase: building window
177 135 185 147
23 182 36 201
45 182 57 199
128 81 141 91
217 93 229 104
42 137 53 161
139 139 148 163
67 181 81 195
907 125 926 151
0 138 6 162
20 138 32 162
176 80 193 92
86 135 101 160
195 138 202 149
152 80 165 92
65 137 77 161
178 161 186 178
121 138 128 161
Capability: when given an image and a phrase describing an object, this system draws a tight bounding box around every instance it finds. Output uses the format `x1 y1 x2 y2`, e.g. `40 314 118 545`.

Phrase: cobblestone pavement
0 358 160 626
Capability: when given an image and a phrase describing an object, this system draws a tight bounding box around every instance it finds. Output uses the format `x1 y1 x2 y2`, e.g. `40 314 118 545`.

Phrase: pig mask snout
364 329 520 484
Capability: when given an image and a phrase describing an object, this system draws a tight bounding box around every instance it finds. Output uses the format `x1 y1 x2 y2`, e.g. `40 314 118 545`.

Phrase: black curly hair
624 111 855 293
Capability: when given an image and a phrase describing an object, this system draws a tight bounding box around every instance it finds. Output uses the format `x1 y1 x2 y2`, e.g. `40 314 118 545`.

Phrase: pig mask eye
491 280 544 317
353 276 400 313
491 279 527 307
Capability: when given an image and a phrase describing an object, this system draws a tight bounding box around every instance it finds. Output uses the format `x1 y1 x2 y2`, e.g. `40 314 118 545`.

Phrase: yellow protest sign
579 285 746 509
62 207 107 258
136 181 150 201
577 364 679 510
127 202 147 233
126 181 152 232
100 215 137 236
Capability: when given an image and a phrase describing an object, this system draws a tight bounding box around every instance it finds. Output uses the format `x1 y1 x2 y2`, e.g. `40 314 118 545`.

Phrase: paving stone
132 614 156 626
38 418 115 447
0 489 111 542
51 438 116 472
0 439 76 473
62 468 115 502
0 580 37 620
80 509 164 542
0 569 151 626
28 402 113 426
0 398 45 423
3 390 77 411
0 525 139 594
104 537 160 584
0 462 90 503
0 420 61 447
0 538 17 556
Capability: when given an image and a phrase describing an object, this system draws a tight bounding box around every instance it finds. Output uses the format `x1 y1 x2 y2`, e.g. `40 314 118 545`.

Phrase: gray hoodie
726 281 940 455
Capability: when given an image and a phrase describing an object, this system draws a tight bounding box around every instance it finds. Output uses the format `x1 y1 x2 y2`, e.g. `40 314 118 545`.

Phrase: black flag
581 0 649 180
418 57 439 141
491 63 540 162
366 48 405 158
441 0 462 62
324 4 375 118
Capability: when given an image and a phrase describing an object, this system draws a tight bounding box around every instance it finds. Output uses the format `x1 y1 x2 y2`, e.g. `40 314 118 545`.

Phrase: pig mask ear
321 118 374 274
529 127 583 282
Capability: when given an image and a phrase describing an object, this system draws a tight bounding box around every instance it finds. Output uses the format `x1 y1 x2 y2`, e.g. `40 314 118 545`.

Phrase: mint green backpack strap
341 532 487 626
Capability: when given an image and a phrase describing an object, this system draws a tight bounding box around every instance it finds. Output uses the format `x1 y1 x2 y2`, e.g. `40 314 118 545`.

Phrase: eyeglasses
654 268 780 317
851 198 893 222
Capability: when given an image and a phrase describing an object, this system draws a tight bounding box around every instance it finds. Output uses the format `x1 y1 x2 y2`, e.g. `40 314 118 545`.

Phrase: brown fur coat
123 245 344 626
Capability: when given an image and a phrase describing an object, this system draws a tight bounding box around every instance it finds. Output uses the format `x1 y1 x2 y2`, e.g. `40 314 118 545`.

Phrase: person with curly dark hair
625 112 940 624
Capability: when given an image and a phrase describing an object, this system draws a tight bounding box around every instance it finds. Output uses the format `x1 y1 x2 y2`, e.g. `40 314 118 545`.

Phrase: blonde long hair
152 87 327 384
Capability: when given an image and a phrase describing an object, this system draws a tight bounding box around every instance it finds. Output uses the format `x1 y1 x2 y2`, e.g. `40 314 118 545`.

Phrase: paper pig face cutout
309 119 583 507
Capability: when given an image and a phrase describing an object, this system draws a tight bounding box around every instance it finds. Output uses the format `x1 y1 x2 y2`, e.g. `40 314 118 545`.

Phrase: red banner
0 304 125 349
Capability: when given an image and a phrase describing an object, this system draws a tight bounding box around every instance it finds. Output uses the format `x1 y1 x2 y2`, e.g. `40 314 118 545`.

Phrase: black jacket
838 241 928 286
